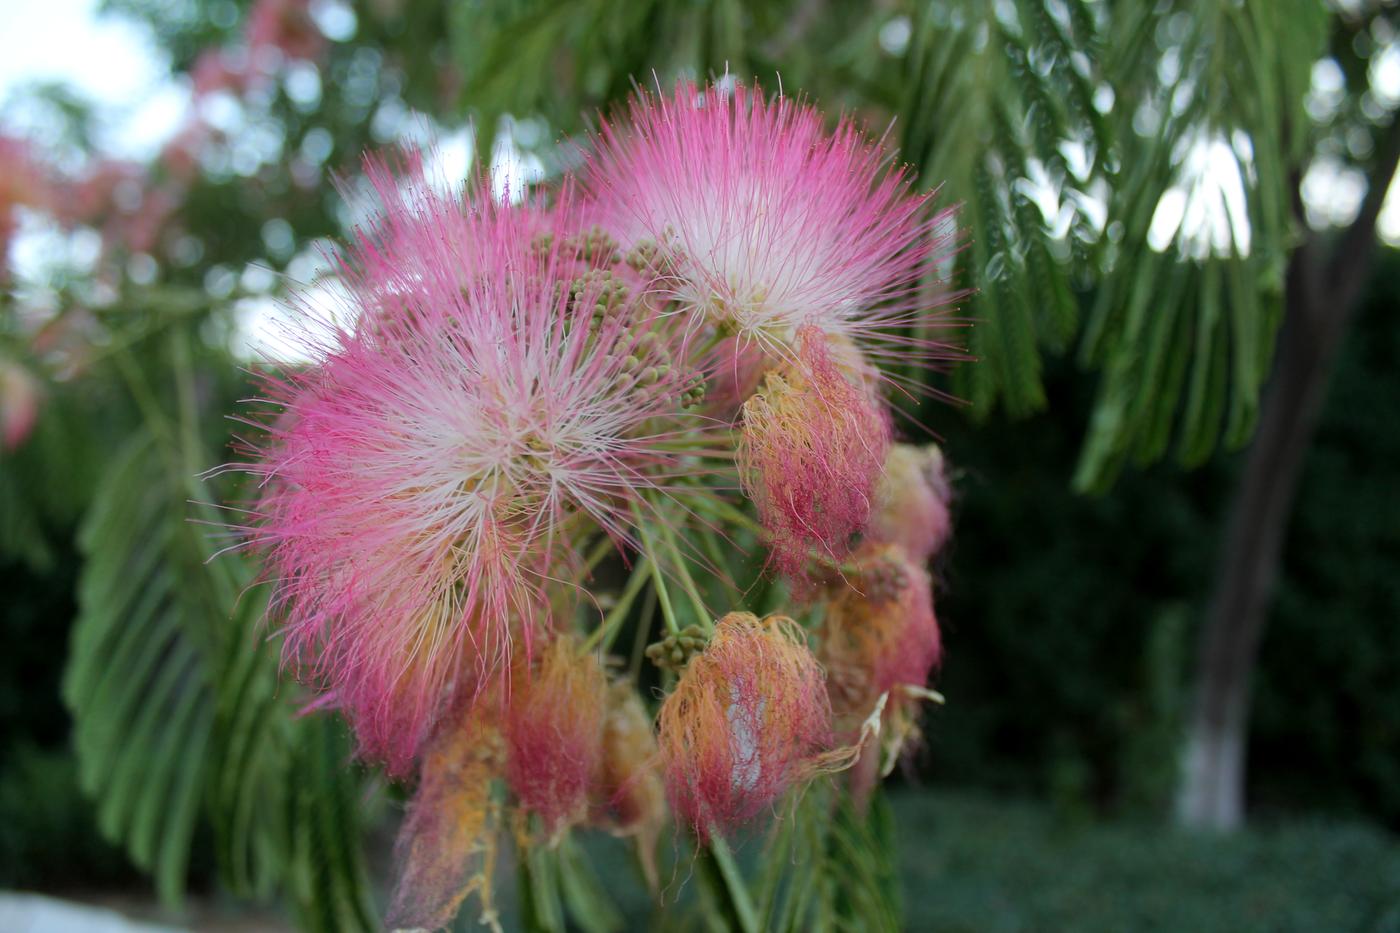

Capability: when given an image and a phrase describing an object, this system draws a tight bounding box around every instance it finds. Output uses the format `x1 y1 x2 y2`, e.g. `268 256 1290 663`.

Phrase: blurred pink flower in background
0 360 42 452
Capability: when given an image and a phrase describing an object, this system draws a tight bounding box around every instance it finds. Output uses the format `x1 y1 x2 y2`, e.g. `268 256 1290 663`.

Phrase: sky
0 0 188 159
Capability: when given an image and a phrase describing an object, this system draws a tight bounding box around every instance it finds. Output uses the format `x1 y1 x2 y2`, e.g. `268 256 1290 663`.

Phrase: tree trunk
1176 124 1400 830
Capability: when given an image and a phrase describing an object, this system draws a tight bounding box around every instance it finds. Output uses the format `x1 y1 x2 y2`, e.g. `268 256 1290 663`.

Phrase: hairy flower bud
388 701 504 933
656 612 834 838
740 328 891 583
820 544 942 801
869 443 953 562
592 681 666 890
504 638 609 833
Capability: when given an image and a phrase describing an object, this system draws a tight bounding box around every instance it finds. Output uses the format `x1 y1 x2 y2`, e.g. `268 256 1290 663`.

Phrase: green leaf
62 431 217 906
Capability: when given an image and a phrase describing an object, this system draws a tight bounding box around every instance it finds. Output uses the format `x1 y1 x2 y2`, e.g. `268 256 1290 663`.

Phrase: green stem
692 494 764 536
701 835 761 933
582 555 651 653
658 516 710 628
628 586 658 683
631 506 680 635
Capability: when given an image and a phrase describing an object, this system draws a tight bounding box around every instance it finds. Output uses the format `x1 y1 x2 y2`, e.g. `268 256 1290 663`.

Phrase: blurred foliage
1251 248 1400 825
924 248 1400 827
895 789 1400 932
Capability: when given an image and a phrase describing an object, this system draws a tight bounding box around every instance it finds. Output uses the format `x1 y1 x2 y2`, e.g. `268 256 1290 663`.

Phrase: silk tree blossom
388 699 504 933
582 79 960 379
869 443 953 563
656 612 835 838
739 327 891 581
820 543 943 803
241 164 710 773
583 82 959 577
504 637 609 833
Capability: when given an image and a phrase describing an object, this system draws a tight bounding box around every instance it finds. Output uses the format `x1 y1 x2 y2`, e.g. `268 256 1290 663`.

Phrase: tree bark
1176 120 1400 830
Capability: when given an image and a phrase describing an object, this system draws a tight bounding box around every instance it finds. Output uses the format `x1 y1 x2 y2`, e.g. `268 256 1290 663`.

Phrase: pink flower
656 612 834 838
241 163 707 773
504 638 608 833
582 79 959 378
246 0 325 63
739 327 890 582
820 543 942 803
869 443 953 562
0 360 41 451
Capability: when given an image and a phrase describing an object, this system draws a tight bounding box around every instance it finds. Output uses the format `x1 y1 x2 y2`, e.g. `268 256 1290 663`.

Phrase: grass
894 790 1400 932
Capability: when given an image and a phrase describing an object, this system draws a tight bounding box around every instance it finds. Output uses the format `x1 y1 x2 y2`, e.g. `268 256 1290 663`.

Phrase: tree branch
1326 114 1400 310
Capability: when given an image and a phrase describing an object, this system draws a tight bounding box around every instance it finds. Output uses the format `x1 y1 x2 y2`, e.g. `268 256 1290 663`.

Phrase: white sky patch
232 274 356 364
1370 43 1400 109
0 0 187 159
1376 168 1400 246
425 126 474 195
1147 132 1252 259
490 124 546 204
1302 154 1367 229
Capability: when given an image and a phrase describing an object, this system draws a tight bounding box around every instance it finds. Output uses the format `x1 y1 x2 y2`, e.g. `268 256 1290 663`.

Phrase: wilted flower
869 443 952 562
504 638 608 833
592 680 666 890
583 79 958 372
242 167 706 772
656 612 834 838
739 327 890 581
388 701 504 933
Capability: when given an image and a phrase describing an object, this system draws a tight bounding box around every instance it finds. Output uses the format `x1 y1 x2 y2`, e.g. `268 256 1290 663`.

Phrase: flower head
243 163 705 772
820 544 942 800
656 612 834 838
739 327 890 581
504 638 608 832
583 80 958 374
388 700 504 933
869 443 952 562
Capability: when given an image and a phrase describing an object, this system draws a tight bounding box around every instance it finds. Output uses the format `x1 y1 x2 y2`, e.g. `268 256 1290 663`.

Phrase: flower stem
582 554 651 653
632 505 680 635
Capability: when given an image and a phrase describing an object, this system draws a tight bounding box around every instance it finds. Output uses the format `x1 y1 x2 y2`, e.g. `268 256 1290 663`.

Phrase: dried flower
656 612 834 838
592 681 666 890
820 544 942 800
